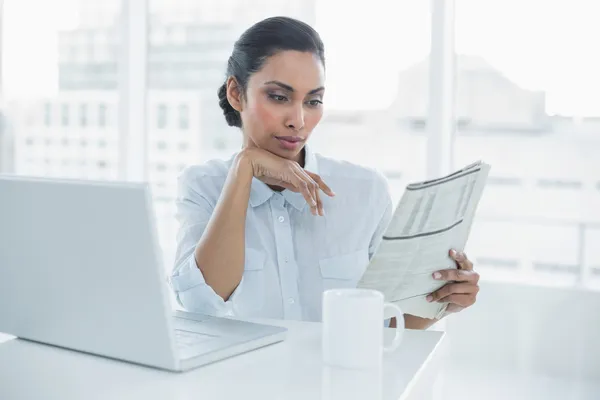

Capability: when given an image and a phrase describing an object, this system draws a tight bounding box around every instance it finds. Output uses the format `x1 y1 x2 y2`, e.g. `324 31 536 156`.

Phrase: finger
435 294 476 308
295 168 322 216
305 172 322 216
449 249 473 271
432 269 479 284
315 186 323 216
291 172 318 215
306 171 335 197
426 283 478 302
445 303 465 314
296 168 322 216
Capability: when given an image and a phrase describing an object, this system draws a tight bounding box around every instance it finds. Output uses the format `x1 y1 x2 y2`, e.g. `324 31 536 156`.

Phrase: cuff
169 254 244 317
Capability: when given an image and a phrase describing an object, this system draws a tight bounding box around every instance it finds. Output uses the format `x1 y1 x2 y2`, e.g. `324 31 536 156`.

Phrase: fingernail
433 272 442 279
451 249 457 257
426 295 433 302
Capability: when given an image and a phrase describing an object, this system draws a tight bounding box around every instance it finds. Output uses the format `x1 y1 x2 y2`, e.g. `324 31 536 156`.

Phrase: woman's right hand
239 148 335 216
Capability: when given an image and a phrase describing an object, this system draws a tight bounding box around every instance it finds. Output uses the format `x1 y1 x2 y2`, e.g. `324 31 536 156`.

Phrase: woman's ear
226 76 243 113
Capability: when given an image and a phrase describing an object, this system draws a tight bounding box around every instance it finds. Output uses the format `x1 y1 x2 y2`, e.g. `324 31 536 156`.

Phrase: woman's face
230 50 325 162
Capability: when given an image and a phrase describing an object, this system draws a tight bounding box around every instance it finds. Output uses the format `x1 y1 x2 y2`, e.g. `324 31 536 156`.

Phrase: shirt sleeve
169 169 244 317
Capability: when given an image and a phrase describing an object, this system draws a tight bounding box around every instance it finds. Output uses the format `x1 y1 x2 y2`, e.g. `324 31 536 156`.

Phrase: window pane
61 104 69 126
178 104 189 130
79 104 88 127
455 0 600 287
98 103 107 127
2 0 121 182
44 102 52 126
157 104 167 129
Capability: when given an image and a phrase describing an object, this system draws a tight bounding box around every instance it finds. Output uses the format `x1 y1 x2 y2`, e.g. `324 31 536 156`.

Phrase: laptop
0 175 287 372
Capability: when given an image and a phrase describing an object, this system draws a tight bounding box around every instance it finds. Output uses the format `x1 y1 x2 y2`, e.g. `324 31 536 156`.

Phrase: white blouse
169 145 393 322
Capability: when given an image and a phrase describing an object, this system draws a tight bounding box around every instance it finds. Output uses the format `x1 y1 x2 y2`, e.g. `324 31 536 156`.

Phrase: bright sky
2 0 599 115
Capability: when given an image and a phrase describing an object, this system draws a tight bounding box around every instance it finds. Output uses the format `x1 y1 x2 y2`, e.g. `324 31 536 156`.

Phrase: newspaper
358 161 491 320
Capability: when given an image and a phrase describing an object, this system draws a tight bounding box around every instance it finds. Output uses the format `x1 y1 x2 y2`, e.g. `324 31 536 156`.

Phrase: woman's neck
296 146 306 168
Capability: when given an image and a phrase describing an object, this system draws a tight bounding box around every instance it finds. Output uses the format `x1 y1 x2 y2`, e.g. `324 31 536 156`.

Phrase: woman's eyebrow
264 80 325 94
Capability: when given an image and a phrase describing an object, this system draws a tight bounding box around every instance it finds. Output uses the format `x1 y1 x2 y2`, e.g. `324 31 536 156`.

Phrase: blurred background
1 0 599 398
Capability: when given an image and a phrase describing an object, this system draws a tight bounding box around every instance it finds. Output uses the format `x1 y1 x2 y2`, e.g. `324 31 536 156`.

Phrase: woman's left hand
426 249 479 315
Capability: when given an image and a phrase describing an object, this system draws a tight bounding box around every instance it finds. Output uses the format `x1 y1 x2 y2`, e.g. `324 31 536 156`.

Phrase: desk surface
0 320 444 400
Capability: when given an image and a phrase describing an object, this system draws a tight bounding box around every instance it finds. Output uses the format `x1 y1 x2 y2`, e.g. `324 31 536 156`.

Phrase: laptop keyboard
174 330 218 349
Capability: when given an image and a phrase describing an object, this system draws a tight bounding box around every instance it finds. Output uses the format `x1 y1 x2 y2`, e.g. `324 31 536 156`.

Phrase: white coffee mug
322 288 404 369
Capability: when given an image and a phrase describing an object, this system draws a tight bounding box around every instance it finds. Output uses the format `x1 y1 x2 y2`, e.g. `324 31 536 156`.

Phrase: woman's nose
285 105 305 131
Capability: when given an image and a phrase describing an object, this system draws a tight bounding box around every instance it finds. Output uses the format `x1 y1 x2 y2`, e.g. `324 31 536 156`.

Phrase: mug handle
382 302 404 353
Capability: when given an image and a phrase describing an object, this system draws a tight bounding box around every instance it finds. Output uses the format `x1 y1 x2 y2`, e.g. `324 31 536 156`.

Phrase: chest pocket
319 249 370 291
236 248 266 314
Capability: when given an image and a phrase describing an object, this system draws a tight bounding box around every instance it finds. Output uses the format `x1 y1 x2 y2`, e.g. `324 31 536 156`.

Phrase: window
156 163 167 172
157 141 168 150
476 257 520 269
44 102 52 126
213 137 227 150
178 104 189 130
537 179 582 190
383 171 402 179
61 104 69 126
455 0 600 287
79 104 88 127
178 142 189 152
98 104 107 127
157 104 167 129
4 1 122 184
533 262 580 274
410 118 426 130
488 177 523 186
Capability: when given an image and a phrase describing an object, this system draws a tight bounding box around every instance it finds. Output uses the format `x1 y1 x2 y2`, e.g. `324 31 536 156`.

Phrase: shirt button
287 298 295 305
278 216 285 223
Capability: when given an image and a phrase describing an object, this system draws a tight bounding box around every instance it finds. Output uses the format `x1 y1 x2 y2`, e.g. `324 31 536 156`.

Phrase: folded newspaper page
358 161 491 320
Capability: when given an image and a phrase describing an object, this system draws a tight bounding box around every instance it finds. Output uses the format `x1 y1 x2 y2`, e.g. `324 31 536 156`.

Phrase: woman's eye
269 94 287 102
308 100 323 107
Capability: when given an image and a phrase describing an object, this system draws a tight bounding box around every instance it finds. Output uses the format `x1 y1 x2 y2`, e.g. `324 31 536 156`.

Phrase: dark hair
217 16 325 128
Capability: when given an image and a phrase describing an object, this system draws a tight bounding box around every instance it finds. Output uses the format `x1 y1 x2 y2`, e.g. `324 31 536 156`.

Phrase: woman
170 16 480 330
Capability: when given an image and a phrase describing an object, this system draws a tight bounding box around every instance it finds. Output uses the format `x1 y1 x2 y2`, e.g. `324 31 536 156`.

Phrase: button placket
270 196 301 319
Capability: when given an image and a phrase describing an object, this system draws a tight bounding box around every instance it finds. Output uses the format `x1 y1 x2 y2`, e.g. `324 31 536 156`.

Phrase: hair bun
217 83 242 128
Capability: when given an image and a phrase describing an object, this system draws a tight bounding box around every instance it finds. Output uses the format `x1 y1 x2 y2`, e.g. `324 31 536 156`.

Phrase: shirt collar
249 144 319 211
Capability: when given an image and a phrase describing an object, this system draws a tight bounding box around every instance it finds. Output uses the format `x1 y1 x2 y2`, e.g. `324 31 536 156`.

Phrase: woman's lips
275 136 304 150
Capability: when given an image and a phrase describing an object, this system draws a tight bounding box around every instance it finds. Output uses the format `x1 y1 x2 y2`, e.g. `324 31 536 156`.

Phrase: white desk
0 320 445 400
